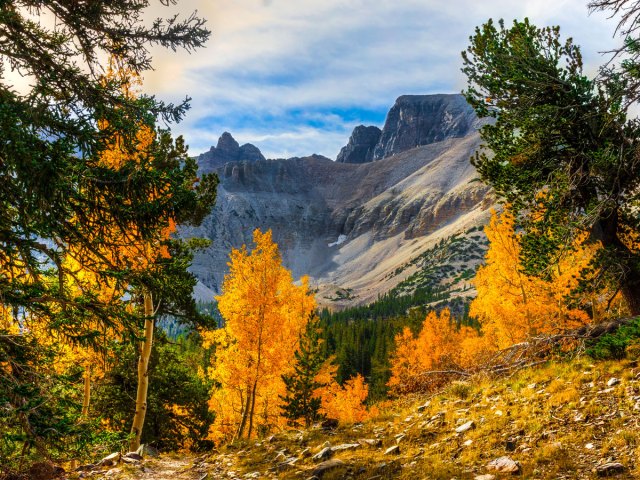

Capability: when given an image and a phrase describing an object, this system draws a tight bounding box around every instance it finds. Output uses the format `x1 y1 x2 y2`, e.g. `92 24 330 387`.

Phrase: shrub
586 318 640 360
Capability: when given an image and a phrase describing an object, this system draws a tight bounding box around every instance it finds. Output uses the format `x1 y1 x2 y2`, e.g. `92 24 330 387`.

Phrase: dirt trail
92 455 207 480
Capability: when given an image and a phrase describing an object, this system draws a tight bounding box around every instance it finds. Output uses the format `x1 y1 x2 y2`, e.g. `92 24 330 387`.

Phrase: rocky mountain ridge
197 132 265 172
182 94 493 307
336 125 381 164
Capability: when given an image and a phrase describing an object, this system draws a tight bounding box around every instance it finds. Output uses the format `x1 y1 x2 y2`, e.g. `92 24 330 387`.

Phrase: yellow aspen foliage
0 304 18 334
317 374 372 424
470 208 598 349
309 358 376 424
385 327 419 390
203 229 316 442
387 308 483 394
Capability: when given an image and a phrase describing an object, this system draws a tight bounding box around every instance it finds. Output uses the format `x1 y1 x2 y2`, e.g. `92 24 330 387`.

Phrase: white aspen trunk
82 362 91 416
129 290 154 452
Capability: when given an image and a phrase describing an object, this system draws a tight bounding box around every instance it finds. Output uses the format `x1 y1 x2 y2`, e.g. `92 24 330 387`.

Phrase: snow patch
328 234 347 247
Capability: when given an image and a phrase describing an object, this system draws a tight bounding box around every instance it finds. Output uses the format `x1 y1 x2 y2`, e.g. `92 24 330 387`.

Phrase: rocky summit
181 94 493 307
372 93 480 160
336 125 382 164
196 131 265 173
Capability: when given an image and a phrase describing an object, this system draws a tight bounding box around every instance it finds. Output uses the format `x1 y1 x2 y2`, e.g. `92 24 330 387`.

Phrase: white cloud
141 0 622 159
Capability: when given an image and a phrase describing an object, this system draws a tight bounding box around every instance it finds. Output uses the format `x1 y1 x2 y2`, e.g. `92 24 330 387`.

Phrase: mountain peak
197 132 266 172
336 125 382 164
372 94 478 160
335 94 479 163
216 132 240 154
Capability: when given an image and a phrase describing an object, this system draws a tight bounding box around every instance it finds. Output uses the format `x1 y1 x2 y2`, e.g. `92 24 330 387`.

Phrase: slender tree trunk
129 291 154 452
246 379 258 438
303 393 310 428
234 386 251 441
245 305 264 440
82 362 91 416
71 362 92 469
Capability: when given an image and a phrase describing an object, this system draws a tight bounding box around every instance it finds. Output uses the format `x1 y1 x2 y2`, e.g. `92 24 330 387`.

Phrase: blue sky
144 0 621 159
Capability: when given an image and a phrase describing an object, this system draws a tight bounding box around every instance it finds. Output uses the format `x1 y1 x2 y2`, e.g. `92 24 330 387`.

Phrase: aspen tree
204 229 315 442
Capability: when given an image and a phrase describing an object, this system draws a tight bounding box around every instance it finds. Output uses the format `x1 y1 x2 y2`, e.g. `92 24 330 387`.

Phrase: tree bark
71 362 92 469
245 305 265 439
234 386 250 441
596 213 640 316
621 275 640 316
246 379 258 438
129 291 154 452
82 362 91 416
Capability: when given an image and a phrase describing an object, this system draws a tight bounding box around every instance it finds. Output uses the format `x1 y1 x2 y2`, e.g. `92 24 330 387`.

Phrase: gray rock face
184 94 493 307
197 132 265 172
239 143 265 162
372 94 478 160
336 125 382 164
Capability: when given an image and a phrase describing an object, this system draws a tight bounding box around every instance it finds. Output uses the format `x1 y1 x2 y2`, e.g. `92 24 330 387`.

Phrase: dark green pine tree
0 1 217 465
462 16 640 315
280 314 326 428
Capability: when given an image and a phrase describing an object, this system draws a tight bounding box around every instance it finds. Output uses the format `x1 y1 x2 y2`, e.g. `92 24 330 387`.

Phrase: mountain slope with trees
184 98 493 308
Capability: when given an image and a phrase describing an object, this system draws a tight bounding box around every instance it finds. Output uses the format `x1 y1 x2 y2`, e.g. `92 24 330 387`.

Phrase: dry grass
82 355 640 480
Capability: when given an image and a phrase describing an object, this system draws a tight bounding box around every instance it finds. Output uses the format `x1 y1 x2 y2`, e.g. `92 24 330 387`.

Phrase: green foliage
318 288 470 400
390 231 489 297
320 288 448 324
0 331 121 471
0 1 218 462
93 331 215 452
280 314 325 427
587 318 640 360
462 17 640 313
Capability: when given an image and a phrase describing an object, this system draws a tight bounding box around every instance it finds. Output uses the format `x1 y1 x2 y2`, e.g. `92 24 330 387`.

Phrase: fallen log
398 316 638 394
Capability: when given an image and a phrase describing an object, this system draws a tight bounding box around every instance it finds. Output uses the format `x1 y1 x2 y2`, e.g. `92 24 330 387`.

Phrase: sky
142 0 622 160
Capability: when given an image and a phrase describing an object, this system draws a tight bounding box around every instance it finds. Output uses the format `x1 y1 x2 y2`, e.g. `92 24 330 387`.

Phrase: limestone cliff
182 94 493 306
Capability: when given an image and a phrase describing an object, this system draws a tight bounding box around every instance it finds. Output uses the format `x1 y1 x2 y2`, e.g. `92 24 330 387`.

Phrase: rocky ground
71 355 640 480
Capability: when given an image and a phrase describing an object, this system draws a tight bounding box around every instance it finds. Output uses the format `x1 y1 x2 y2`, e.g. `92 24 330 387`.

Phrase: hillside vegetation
74 347 640 480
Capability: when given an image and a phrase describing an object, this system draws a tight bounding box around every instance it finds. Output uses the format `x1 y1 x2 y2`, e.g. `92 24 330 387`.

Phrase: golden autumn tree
204 229 316 442
0 4 215 463
307 357 377 425
63 59 216 452
387 308 483 395
469 208 598 349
